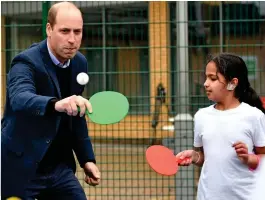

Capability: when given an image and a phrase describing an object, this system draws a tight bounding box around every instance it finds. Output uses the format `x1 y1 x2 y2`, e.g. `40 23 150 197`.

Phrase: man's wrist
45 98 59 115
82 159 96 168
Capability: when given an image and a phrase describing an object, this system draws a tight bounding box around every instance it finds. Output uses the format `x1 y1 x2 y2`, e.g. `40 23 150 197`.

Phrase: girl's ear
227 83 236 91
226 78 238 91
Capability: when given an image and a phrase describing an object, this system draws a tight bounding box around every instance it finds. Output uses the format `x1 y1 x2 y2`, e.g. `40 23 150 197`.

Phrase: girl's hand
232 141 249 164
176 150 196 166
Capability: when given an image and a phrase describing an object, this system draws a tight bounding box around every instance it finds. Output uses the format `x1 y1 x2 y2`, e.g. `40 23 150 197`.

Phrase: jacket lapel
39 40 62 99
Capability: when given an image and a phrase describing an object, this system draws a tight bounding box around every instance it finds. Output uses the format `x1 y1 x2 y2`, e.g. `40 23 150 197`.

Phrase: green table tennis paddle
78 91 129 125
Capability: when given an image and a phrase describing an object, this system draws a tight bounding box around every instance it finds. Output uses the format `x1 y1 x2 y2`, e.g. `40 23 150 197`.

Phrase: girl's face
204 61 229 102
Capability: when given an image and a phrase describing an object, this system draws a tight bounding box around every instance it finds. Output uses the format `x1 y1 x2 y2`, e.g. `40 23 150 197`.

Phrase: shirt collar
47 42 70 68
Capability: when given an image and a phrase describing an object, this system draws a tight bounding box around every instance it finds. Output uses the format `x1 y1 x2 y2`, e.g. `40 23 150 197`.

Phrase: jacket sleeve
72 116 96 168
7 54 55 116
71 56 96 167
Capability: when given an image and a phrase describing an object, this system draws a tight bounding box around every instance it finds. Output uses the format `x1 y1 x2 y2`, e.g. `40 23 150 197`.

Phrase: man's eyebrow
59 28 70 30
59 28 82 31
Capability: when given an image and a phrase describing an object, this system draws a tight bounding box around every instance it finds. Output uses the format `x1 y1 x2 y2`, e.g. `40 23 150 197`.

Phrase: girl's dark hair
207 53 265 114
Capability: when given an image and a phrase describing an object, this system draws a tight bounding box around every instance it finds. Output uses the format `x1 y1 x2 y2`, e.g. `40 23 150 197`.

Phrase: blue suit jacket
1 39 95 199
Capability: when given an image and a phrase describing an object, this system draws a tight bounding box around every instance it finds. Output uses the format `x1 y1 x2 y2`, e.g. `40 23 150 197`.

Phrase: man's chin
64 53 77 59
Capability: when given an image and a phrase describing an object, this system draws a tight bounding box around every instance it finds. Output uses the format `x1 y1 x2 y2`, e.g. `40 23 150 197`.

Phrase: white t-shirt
194 102 265 200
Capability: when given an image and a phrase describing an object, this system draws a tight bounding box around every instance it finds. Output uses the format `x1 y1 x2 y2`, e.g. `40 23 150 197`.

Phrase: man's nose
68 32 75 43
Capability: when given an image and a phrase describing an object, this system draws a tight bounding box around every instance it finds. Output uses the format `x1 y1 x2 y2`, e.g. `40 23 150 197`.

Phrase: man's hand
54 95 92 117
83 162 101 186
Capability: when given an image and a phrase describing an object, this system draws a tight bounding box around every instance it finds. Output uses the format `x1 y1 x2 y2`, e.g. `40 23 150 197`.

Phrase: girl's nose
204 80 209 88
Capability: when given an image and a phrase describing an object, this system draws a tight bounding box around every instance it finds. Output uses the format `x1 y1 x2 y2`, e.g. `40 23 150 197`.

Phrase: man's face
47 8 83 63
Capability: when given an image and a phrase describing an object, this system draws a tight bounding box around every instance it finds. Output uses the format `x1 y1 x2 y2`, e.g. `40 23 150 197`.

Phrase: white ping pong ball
76 72 89 85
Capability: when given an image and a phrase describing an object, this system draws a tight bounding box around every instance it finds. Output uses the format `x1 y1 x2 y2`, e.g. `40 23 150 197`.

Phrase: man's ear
46 23 52 37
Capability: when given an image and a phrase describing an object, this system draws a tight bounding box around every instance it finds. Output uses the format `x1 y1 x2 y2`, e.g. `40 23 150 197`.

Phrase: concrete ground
75 143 178 200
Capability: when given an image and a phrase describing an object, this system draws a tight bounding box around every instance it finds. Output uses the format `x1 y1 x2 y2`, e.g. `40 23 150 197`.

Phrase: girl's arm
248 147 265 170
233 142 265 170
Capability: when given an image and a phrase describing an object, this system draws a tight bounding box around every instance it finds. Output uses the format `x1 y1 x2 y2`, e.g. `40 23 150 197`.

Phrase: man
1 2 100 199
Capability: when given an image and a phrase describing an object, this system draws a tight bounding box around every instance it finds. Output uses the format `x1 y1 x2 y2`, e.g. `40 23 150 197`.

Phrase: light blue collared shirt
47 42 70 68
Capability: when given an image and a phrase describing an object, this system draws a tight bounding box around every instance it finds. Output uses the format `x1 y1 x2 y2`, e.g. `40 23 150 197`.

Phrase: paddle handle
176 157 191 163
77 107 90 116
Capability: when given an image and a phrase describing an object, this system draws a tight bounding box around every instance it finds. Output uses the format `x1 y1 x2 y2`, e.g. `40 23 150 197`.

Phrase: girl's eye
205 76 217 81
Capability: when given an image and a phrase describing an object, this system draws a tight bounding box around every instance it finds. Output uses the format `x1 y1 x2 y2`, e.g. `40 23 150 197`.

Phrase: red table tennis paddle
146 145 188 176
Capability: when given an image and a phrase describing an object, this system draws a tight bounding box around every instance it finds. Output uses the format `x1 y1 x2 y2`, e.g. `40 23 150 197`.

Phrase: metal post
42 1 50 39
176 1 189 114
175 2 195 200
102 8 107 90
11 20 18 60
219 2 223 52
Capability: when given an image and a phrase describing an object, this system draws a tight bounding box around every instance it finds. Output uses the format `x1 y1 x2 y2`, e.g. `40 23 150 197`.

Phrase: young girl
176 53 265 200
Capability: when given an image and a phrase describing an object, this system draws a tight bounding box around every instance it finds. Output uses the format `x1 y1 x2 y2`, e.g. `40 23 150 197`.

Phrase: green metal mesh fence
1 1 265 199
